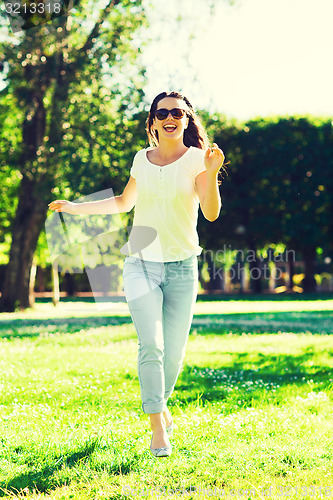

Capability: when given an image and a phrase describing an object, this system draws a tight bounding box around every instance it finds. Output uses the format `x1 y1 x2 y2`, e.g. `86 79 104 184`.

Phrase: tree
0 0 145 311
272 117 332 292
197 114 333 293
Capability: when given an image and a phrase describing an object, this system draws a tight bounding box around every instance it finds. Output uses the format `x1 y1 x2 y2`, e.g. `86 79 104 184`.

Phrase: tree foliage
0 0 146 310
198 113 333 292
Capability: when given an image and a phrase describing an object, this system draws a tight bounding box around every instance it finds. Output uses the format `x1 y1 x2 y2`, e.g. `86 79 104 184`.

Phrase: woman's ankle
163 408 172 426
149 412 165 432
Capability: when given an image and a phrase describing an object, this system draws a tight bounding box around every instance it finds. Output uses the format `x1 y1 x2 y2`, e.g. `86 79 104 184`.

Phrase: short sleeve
194 148 206 177
130 150 141 180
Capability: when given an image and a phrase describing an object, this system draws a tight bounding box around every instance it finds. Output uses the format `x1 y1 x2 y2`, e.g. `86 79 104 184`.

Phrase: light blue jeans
123 254 198 414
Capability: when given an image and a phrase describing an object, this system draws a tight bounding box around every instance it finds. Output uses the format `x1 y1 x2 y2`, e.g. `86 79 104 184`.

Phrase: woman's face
153 97 189 143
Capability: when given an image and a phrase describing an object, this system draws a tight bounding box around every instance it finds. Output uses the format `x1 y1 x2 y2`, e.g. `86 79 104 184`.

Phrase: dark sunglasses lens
171 108 185 119
155 108 186 120
155 109 169 120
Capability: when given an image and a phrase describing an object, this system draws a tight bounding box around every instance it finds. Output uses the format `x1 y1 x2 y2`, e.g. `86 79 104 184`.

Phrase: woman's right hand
48 200 78 214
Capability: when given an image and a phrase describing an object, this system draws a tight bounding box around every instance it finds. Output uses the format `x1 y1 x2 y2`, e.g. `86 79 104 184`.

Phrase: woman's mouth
163 124 177 133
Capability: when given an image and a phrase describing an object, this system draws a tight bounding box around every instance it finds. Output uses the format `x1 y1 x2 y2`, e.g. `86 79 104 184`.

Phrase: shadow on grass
0 438 98 497
191 311 333 335
175 349 333 409
1 309 333 341
0 435 139 497
0 316 133 341
196 292 333 302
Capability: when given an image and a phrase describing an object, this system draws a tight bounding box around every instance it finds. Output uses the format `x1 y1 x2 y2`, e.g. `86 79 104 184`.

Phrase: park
0 0 333 498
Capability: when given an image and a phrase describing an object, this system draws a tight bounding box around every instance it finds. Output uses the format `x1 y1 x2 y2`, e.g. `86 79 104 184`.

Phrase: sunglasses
155 108 187 120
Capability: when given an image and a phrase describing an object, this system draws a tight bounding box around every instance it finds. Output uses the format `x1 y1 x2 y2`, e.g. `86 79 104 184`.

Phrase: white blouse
123 146 206 262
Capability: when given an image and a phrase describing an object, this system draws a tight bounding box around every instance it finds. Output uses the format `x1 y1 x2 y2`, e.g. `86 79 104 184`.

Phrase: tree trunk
197 259 207 291
36 266 45 292
29 258 37 307
0 177 47 311
288 257 294 289
301 246 317 293
206 253 223 291
65 272 76 296
248 242 263 294
52 263 60 306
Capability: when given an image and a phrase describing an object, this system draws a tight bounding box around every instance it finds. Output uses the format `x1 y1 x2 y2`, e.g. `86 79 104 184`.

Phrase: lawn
0 295 333 499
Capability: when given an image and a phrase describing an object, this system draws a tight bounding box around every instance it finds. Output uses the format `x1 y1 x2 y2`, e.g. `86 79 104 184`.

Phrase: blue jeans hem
142 401 167 414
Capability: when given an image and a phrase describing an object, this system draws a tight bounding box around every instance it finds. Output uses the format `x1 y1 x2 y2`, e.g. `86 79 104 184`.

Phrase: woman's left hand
204 143 225 175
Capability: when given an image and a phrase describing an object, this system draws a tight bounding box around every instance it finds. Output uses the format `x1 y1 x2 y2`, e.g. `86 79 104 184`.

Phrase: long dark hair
146 91 227 184
146 91 210 150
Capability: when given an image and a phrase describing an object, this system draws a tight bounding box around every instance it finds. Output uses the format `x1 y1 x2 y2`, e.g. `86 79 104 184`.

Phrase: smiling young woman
48 91 226 458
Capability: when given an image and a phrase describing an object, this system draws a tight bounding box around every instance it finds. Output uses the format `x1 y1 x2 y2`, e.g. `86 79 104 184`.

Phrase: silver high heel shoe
150 434 172 457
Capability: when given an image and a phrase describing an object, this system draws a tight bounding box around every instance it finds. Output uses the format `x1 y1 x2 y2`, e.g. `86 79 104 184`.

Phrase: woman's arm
196 170 221 222
195 144 224 222
48 176 137 215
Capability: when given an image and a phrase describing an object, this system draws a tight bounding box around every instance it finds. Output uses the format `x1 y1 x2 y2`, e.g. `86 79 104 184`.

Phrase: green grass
0 297 333 499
